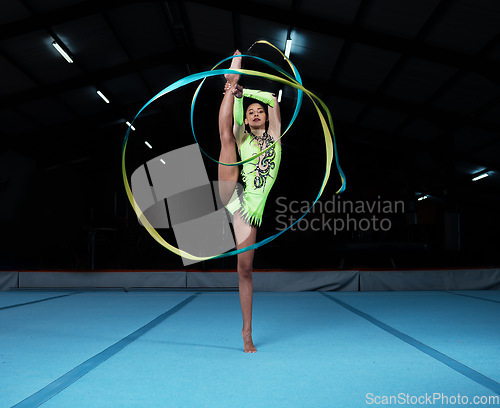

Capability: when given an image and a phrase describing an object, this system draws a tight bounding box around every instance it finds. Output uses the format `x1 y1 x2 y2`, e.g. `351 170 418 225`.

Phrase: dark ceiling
1 0 500 269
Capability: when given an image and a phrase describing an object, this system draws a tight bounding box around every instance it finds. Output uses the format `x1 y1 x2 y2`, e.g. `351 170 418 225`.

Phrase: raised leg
218 89 239 205
217 51 242 204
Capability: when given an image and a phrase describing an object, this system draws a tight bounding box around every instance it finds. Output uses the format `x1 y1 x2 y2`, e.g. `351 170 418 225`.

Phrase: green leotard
226 132 281 227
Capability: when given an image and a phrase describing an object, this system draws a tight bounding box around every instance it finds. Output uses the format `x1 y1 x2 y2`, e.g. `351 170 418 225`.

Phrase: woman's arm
267 93 281 143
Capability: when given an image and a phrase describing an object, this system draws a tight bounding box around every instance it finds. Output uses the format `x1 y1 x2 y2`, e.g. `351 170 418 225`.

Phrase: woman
218 50 281 353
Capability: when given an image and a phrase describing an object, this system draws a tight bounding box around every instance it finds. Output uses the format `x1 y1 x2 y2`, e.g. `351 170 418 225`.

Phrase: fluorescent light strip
145 141 153 149
160 159 166 164
52 41 73 63
284 38 292 58
277 89 283 103
418 195 428 201
472 173 489 182
97 90 110 104
125 121 135 131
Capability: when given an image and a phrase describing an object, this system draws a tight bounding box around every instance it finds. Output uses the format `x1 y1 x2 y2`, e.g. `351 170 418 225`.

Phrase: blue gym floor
1 291 499 407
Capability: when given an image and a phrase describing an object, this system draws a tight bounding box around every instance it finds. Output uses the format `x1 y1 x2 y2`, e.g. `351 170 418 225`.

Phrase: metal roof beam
186 0 499 84
1 0 497 83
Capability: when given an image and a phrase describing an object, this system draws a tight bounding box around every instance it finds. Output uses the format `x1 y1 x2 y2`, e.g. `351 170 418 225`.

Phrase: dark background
1 0 499 270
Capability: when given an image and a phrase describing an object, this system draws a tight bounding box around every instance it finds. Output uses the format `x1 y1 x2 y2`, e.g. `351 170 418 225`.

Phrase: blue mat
1 291 499 408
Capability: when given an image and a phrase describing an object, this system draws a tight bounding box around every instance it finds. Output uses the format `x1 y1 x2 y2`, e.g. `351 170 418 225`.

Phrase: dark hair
244 99 268 116
244 99 269 132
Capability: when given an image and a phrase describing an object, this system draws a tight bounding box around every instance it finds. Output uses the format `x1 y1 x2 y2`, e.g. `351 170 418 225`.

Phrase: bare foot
242 329 257 353
225 50 242 85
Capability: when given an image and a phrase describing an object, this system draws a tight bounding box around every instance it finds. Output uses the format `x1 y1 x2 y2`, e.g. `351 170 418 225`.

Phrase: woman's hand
223 82 232 94
232 84 243 99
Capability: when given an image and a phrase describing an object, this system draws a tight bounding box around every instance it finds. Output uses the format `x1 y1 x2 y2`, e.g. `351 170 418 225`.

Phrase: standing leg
234 212 258 353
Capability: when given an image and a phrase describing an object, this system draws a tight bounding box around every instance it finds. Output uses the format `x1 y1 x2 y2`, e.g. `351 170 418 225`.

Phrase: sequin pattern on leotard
229 131 281 227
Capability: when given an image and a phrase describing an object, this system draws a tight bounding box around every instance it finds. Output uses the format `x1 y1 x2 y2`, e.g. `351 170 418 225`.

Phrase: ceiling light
97 90 110 104
277 89 283 103
126 121 135 131
472 172 489 182
417 195 428 201
52 41 73 63
145 141 153 149
160 159 166 164
284 38 292 58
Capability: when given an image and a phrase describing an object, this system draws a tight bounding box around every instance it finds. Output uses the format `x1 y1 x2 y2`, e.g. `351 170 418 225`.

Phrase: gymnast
218 50 281 353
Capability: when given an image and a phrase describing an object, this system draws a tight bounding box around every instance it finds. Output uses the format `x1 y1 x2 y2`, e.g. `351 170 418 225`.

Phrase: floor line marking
12 292 201 408
443 291 500 305
0 292 81 311
320 292 500 396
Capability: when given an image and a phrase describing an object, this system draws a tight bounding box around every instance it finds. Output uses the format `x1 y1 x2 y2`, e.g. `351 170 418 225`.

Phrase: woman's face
245 103 267 129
